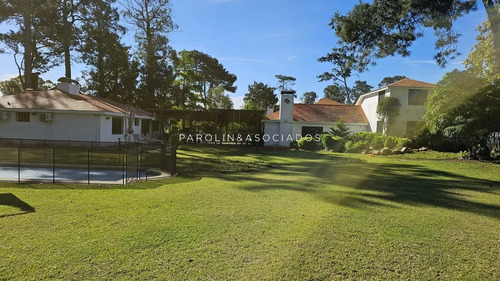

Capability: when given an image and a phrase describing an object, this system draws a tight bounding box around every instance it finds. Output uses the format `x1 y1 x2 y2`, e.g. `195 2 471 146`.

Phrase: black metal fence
0 138 177 185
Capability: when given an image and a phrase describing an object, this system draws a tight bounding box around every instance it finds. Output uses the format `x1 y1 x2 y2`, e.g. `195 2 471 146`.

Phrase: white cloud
219 57 283 67
231 95 245 109
0 73 18 81
405 60 438 65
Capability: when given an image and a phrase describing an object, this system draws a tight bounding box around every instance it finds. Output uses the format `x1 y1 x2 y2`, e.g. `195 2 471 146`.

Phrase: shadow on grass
0 193 35 218
218 152 500 219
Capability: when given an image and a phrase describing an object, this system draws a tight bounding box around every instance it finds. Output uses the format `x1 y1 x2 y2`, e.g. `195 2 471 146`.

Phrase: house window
406 121 424 138
301 126 323 137
134 118 140 126
112 117 123 135
378 90 386 102
408 89 428 105
16 112 30 122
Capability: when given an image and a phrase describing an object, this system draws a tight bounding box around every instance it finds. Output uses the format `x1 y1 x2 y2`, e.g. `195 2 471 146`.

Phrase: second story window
408 89 428 105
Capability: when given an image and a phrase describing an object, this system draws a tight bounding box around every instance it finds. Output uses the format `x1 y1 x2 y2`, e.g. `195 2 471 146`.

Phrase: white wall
0 110 152 142
263 121 280 146
387 87 431 137
0 111 101 141
360 93 380 132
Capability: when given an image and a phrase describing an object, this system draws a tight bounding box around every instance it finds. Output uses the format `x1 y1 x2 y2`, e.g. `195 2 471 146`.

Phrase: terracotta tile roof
315 98 342 105
266 104 368 123
356 78 435 105
0 89 152 117
387 78 435 88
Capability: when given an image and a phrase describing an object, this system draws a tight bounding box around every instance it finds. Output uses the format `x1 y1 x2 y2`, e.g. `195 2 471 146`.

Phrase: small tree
330 118 351 138
377 97 401 135
243 81 277 110
301 91 317 104
323 84 346 104
378 76 407 88
275 74 296 91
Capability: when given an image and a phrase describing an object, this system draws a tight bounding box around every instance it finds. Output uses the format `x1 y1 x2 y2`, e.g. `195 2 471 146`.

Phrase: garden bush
384 136 398 149
398 137 412 148
321 135 345 152
345 140 369 153
320 133 333 150
289 140 298 149
345 132 411 153
412 127 465 152
298 136 319 151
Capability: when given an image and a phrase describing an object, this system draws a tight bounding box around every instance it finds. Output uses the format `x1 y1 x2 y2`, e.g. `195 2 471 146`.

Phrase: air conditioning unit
39 113 53 122
0 111 9 121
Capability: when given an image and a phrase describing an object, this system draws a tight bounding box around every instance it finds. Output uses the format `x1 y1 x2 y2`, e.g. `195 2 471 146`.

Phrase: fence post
17 147 20 183
122 149 126 185
87 148 90 185
171 147 177 176
145 146 148 181
43 139 46 164
52 147 55 184
137 146 141 180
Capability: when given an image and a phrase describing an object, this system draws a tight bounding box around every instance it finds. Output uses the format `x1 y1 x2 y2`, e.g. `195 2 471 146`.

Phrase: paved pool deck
0 166 170 185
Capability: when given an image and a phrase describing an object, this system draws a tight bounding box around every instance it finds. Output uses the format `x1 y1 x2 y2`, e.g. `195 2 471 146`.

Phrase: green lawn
1 146 499 280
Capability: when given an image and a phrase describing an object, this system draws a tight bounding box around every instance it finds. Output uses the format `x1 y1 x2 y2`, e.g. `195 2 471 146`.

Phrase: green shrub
320 134 346 152
345 140 369 153
289 140 298 149
384 136 398 149
412 127 465 152
331 136 346 152
398 137 412 148
320 133 332 150
347 132 412 152
372 135 386 149
298 137 319 151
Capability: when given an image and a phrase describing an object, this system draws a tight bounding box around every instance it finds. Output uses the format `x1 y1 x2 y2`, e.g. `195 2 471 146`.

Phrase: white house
0 79 155 142
356 78 435 137
262 78 435 146
263 91 370 146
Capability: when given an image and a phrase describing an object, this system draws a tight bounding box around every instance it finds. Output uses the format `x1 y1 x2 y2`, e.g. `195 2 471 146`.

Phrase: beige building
262 78 435 146
356 78 435 137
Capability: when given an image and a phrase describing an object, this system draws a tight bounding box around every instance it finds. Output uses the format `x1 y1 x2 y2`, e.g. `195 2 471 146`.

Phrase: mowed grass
0 145 499 280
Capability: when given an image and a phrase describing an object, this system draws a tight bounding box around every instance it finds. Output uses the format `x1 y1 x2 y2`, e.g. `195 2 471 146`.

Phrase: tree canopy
0 75 54 95
378 76 407 88
174 50 237 109
330 0 500 72
301 91 317 104
275 74 296 91
323 84 346 104
243 82 277 110
351 80 373 103
463 21 500 82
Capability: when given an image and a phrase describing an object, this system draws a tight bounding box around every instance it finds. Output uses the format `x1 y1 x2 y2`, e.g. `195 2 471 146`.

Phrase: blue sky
0 0 488 108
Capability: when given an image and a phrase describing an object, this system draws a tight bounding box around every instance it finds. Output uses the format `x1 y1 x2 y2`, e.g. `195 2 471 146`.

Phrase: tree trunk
23 0 32 90
342 77 350 104
484 1 500 74
63 0 71 78
96 31 105 96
